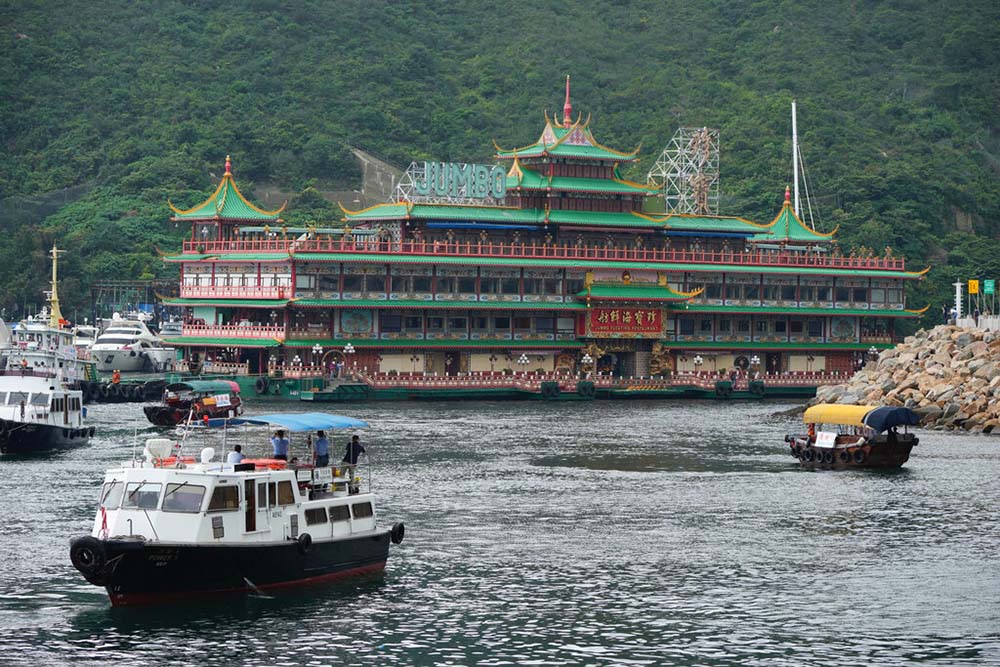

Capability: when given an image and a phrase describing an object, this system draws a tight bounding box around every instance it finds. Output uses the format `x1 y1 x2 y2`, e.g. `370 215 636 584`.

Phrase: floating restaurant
161 83 927 399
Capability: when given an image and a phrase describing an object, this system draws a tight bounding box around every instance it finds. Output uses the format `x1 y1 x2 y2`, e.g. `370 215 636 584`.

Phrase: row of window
0 391 81 410
691 284 903 305
380 314 575 334
678 318 826 337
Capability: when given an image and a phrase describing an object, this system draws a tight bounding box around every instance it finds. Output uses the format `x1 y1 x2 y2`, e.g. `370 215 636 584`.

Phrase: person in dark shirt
341 434 366 488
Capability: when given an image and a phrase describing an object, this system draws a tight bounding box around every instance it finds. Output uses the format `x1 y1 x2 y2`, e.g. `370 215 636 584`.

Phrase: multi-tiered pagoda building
162 85 926 392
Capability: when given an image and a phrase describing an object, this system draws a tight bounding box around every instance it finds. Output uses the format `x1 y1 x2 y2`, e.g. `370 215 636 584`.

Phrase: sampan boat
143 380 242 426
785 404 920 469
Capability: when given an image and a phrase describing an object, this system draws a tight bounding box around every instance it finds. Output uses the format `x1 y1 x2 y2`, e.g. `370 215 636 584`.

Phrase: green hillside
2 0 998 326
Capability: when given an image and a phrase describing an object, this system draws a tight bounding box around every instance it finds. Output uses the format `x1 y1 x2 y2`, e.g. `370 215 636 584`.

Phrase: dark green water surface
1 400 998 665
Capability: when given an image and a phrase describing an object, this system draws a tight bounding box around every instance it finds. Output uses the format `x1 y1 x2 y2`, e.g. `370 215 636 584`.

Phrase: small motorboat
143 380 243 426
69 412 404 606
786 404 920 469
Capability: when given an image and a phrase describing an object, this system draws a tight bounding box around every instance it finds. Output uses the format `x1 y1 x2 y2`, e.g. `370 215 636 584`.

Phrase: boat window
100 480 124 508
328 505 350 522
351 502 373 519
0 392 7 405
207 485 240 512
276 480 296 506
305 508 328 525
31 393 49 406
122 482 162 510
162 483 207 513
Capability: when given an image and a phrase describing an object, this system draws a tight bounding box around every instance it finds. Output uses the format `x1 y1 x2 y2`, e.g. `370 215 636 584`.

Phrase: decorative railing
179 286 289 299
181 324 285 340
175 360 251 375
181 238 908 272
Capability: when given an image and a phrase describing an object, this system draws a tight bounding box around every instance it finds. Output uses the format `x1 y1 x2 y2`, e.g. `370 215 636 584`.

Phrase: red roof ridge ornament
225 155 232 175
563 75 572 128
784 185 791 203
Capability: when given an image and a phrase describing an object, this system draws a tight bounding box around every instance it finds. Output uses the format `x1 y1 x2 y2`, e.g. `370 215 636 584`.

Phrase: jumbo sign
413 161 507 199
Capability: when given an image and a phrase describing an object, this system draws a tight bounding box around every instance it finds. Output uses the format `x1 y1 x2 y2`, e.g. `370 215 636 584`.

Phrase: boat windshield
30 393 49 406
162 483 206 513
100 480 124 508
122 482 162 510
8 392 27 405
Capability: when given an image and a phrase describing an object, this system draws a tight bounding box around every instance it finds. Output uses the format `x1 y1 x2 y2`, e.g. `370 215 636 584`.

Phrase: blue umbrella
862 406 920 434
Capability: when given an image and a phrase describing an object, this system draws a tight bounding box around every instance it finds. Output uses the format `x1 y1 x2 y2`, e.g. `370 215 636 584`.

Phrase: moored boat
69 412 404 606
0 369 94 454
786 404 920 469
90 315 176 373
143 379 243 426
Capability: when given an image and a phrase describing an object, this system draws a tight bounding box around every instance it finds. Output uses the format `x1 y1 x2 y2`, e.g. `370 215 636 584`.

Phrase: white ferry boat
70 412 404 606
0 369 94 454
90 315 175 372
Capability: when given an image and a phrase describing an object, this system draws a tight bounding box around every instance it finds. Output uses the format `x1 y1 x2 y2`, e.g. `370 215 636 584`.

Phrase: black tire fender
853 449 867 464
70 536 107 578
255 376 269 395
297 532 312 554
390 522 405 545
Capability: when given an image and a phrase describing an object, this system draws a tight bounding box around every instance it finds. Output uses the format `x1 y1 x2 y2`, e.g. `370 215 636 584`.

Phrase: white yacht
90 315 176 372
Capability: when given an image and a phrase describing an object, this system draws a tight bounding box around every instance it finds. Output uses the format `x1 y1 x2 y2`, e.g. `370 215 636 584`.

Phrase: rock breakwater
813 325 1000 433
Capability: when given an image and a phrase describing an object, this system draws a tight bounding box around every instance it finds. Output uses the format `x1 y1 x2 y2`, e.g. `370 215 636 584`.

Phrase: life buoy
390 522 405 545
576 381 596 399
255 376 269 394
853 449 867 464
297 533 313 554
70 536 107 583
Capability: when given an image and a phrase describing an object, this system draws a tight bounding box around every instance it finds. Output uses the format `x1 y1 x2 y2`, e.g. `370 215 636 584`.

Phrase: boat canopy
203 412 368 431
166 380 240 394
803 404 920 433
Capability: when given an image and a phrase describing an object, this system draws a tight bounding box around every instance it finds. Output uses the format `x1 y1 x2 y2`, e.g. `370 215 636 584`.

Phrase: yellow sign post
969 279 980 295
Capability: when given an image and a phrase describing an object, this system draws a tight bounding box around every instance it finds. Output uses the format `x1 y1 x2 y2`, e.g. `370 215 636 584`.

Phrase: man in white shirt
226 444 245 464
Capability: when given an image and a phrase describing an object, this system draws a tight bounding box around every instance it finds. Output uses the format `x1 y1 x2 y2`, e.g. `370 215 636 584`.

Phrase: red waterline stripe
108 561 387 607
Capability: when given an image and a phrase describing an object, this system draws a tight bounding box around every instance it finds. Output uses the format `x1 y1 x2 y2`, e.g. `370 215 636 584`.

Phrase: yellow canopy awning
802 404 876 426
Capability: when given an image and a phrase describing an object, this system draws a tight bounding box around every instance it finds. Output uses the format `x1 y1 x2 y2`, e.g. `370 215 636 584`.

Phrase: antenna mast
48 244 66 329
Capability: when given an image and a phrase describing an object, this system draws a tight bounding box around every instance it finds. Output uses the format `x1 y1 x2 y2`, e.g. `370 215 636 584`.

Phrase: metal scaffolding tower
647 127 720 215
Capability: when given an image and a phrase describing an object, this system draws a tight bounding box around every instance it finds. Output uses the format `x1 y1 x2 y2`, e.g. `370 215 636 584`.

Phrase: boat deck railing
181 238 908 272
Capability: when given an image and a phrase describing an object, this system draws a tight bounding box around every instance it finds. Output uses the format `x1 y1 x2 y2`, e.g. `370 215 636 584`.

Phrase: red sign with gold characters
589 308 662 335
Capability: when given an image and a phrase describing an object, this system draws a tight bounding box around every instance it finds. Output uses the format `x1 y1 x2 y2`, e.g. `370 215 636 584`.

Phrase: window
296 275 315 289
500 278 520 294
781 286 797 301
472 317 489 331
448 317 467 331
535 317 555 332
427 317 444 331
816 287 831 301
835 287 850 302
513 317 532 332
736 320 751 333
319 275 340 291
790 320 804 334
162 483 207 513
351 501 374 519
305 507 328 525
705 284 722 300
458 277 477 293
329 505 351 522
207 485 240 512
342 275 363 292
32 393 49 406
100 480 124 509
700 319 713 333
404 316 423 330
494 317 510 330
718 320 732 333
775 320 787 333
565 278 584 295
743 285 760 300
808 320 824 337
870 288 886 303
679 319 695 336
886 289 902 304
852 288 867 302
381 314 402 333
762 285 779 301
391 276 410 293
756 320 769 333
413 276 432 292
276 480 296 506
122 482 162 510
541 278 562 294
365 275 386 293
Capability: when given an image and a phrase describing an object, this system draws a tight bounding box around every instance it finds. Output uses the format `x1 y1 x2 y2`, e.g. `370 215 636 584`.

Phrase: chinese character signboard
969 279 980 295
589 308 663 336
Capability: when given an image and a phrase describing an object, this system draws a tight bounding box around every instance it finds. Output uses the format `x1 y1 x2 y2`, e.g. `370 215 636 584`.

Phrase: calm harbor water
0 399 998 666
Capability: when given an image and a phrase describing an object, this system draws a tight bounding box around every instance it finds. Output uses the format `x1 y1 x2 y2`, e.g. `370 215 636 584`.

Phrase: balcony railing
180 286 289 299
182 323 285 340
181 238 908 272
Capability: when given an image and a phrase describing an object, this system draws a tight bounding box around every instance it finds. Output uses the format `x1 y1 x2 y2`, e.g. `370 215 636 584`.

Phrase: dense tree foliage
1 0 998 328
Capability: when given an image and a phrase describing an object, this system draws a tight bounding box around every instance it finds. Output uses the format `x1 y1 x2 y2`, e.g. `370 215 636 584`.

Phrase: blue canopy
201 412 368 431
862 407 920 434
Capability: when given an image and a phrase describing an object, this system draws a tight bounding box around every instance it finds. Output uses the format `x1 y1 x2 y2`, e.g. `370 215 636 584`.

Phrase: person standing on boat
342 434 366 482
227 444 245 464
314 431 330 467
271 430 290 460
112 369 121 384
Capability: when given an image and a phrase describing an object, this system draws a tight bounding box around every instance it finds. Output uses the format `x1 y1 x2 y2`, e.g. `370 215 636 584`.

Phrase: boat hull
0 419 93 454
72 531 391 606
93 348 174 373
788 437 918 469
143 403 241 426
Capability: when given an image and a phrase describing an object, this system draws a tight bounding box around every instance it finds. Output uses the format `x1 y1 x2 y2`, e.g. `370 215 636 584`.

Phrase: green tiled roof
169 162 284 222
679 304 921 318
267 252 923 280
580 284 692 301
162 298 289 308
294 298 586 310
665 214 773 235
342 202 544 225
546 209 666 228
508 169 655 195
162 337 281 347
495 121 639 161
752 200 836 243
283 339 583 349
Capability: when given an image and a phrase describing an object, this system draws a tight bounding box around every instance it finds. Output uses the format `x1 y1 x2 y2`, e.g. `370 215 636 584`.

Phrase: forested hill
2 0 998 326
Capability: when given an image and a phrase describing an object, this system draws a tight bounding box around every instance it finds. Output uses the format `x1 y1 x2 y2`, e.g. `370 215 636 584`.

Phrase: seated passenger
227 444 245 464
